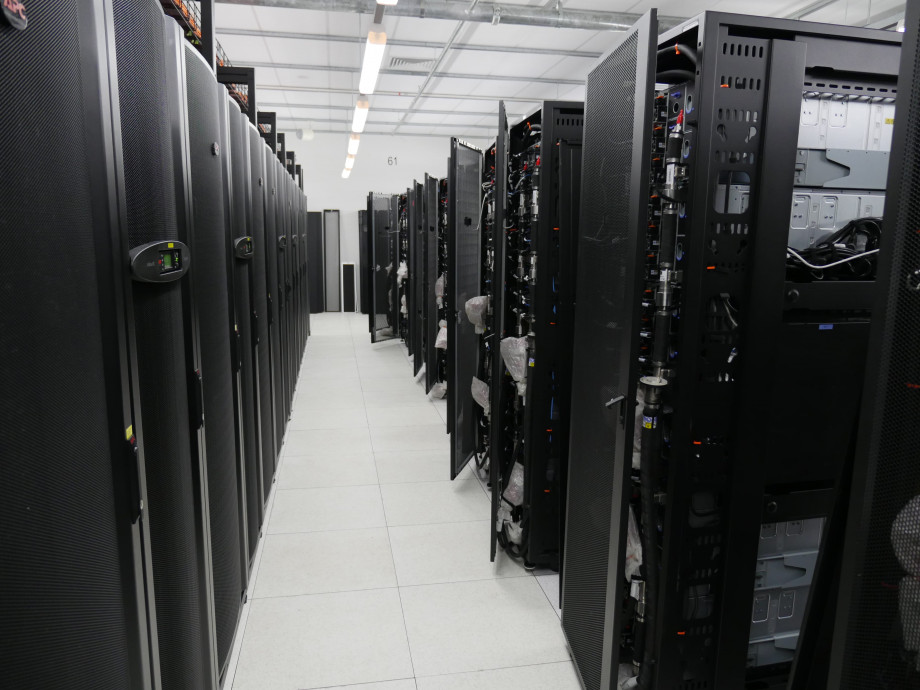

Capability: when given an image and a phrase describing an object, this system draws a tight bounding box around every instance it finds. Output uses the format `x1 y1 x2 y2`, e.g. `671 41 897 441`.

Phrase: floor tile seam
375 479 418 680
250 583 401 602
411 658 577 681
535 577 561 613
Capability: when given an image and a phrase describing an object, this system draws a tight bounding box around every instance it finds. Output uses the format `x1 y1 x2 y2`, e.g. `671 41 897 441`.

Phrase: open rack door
424 175 441 392
560 11 657 690
490 102 509 561
448 139 484 479
411 181 426 375
369 193 398 343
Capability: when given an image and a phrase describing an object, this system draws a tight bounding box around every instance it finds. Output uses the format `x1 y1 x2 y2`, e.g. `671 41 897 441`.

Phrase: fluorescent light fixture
341 168 351 179
345 155 356 170
376 0 398 6
359 25 387 95
348 134 361 156
351 97 370 133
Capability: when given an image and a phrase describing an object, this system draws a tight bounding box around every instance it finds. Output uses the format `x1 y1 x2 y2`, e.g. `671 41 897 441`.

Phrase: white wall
283 130 491 310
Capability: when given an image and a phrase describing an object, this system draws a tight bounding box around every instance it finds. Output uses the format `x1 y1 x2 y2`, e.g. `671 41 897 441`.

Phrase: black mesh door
359 209 370 314
264 150 284 462
184 46 244 677
249 125 276 507
113 1 215 686
229 103 260 567
307 212 324 313
412 181 426 374
448 139 484 479
830 6 920 688
560 12 657 690
0 1 152 686
425 176 440 391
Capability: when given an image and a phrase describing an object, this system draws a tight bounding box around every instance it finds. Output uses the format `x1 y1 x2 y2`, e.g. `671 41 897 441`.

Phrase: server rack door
370 194 398 342
263 147 284 471
274 160 290 428
324 210 342 311
366 195 376 334
560 12 657 690
115 3 219 686
489 102 509 562
448 139 484 479
407 187 418 357
828 6 920 686
307 212 325 312
284 174 296 403
291 189 302 366
0 1 158 686
425 176 440 392
342 263 357 311
229 103 261 568
248 124 276 512
411 181 426 374
183 46 246 679
359 209 370 314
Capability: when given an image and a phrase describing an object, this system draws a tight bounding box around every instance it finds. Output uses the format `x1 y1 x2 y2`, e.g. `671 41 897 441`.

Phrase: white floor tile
232 589 413 690
536 573 561 616
287 406 368 431
360 377 425 393
284 428 373 457
254 528 396 598
389 520 530 586
301 359 361 379
269 486 386 534
414 662 580 689
363 389 432 407
292 387 367 410
371 425 448 453
400 578 570 677
380 480 489 526
366 404 444 428
278 453 378 489
374 450 471 485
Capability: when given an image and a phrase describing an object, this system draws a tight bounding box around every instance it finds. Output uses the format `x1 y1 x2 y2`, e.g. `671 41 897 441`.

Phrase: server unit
411 181 427 375
0 1 159 686
424 174 444 394
368 192 399 342
487 102 583 570
561 11 899 690
447 140 484 476
829 6 920 688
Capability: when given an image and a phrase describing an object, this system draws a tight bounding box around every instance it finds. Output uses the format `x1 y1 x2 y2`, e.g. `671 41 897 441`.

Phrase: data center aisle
225 312 580 690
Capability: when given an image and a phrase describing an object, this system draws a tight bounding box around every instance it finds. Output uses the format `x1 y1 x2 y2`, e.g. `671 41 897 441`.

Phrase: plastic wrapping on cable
500 336 528 383
400 294 407 315
435 274 445 307
471 377 490 416
625 506 643 581
435 325 448 350
396 260 408 286
464 295 489 334
632 387 645 470
497 504 523 545
502 461 525 507
428 381 446 400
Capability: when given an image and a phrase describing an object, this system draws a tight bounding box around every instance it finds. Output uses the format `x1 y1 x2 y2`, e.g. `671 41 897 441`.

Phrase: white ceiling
213 0 906 140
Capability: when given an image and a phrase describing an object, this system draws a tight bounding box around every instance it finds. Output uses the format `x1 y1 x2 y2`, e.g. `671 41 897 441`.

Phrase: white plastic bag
625 506 643 581
435 274 445 307
496 505 523 546
500 336 528 383
471 377 490 416
435 325 448 350
396 260 408 286
400 294 408 315
428 381 447 400
502 461 525 507
465 295 489 334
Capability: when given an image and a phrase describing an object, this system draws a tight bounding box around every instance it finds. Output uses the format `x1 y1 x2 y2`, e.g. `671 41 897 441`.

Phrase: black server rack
397 191 410 341
359 209 370 314
227 99 261 568
368 192 398 342
263 145 285 474
561 11 900 690
308 211 325 313
116 4 218 687
0 1 159 686
829 6 920 688
275 156 291 431
411 181 426 375
182 44 248 680
427 178 450 397
249 124 278 506
488 102 583 569
447 139 484 478
424 174 442 394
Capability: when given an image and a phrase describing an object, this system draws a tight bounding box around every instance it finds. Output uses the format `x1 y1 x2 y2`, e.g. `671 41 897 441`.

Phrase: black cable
786 217 882 281
655 69 695 83
657 43 698 67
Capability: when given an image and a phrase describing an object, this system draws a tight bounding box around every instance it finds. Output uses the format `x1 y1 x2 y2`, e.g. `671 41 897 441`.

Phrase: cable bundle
786 216 882 280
